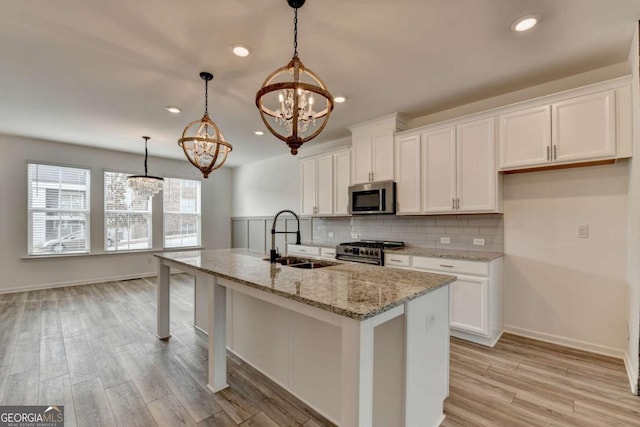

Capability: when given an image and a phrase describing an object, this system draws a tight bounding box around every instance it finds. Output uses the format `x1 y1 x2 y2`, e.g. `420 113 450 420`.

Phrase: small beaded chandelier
127 136 164 198
179 72 233 178
255 0 334 155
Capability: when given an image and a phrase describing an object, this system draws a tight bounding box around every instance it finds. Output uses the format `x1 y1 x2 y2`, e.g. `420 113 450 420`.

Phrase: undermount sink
263 256 339 269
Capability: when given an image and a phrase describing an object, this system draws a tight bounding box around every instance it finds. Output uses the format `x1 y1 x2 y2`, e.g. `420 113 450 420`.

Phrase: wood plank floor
0 274 638 426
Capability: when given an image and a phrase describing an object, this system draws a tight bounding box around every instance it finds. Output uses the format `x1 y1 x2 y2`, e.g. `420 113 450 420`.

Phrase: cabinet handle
456 198 460 210
439 264 454 268
553 145 557 160
452 198 455 210
389 258 403 263
546 146 550 161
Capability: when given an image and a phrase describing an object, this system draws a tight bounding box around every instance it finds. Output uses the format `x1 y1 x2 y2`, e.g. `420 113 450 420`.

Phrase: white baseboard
624 351 639 394
504 325 626 360
0 272 157 294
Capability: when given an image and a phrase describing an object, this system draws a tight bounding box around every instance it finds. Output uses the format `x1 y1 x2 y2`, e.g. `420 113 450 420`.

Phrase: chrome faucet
270 209 301 263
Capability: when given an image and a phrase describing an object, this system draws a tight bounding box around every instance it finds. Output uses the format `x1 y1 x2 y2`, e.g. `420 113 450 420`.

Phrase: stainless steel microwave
348 181 396 215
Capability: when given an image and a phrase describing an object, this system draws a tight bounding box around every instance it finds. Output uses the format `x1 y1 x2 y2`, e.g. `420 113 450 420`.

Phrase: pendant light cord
293 7 298 58
143 137 150 176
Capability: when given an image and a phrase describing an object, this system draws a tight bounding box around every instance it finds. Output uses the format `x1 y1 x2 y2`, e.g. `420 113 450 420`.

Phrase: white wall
0 134 232 292
231 137 350 217
626 23 640 392
503 162 629 355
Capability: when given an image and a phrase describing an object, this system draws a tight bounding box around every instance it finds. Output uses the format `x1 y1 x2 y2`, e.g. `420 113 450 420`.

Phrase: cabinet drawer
287 245 321 257
413 256 489 276
384 253 411 268
320 247 336 259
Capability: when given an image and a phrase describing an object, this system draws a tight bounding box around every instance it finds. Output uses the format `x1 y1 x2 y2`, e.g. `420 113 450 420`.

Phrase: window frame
163 177 202 249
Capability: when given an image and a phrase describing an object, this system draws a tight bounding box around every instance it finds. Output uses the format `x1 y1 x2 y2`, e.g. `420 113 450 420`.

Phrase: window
164 178 201 248
104 171 153 251
28 164 91 255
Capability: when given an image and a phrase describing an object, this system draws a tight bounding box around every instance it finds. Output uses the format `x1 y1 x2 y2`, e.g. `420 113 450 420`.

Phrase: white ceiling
1 0 639 167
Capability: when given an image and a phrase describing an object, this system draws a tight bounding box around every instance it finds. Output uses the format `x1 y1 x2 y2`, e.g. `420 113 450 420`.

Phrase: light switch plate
328 232 335 238
351 232 358 239
577 225 589 238
440 237 451 244
473 238 486 246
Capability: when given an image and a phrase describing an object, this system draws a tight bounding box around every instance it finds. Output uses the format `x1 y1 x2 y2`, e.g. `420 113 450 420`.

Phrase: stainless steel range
335 240 404 266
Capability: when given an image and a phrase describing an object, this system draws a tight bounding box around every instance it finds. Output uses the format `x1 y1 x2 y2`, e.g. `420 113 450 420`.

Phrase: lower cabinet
410 255 503 347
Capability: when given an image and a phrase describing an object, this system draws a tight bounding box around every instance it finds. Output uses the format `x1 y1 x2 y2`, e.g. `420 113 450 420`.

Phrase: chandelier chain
293 7 298 58
143 137 149 176
204 79 209 115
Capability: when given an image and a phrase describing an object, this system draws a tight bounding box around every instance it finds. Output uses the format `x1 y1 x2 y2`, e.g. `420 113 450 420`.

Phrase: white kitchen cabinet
395 135 422 214
287 244 321 257
300 154 334 216
351 131 395 184
412 255 503 347
498 82 631 171
399 118 498 215
333 150 351 215
498 105 551 169
552 90 616 163
456 118 497 212
349 113 407 185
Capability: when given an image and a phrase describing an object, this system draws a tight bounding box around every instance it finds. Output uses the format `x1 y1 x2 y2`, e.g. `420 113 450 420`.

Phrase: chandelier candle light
178 72 233 178
255 0 334 155
127 136 164 198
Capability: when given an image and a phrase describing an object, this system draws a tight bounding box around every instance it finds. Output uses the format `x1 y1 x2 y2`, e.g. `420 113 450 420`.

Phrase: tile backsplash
312 214 503 252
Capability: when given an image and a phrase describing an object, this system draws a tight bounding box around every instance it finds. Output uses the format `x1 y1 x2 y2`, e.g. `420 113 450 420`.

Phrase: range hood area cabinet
498 78 632 171
396 117 502 215
300 149 351 217
348 113 408 185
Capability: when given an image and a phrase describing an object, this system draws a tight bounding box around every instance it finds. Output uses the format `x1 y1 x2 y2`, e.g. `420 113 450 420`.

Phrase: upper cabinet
498 80 632 171
300 149 351 217
396 118 500 215
349 113 408 184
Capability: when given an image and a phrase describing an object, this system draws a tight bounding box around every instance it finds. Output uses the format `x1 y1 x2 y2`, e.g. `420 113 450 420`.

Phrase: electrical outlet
328 231 335 238
473 238 486 246
440 237 451 244
577 225 589 239
351 232 358 239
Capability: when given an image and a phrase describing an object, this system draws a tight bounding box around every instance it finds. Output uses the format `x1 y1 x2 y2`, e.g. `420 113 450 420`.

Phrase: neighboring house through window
164 178 201 248
27 163 91 255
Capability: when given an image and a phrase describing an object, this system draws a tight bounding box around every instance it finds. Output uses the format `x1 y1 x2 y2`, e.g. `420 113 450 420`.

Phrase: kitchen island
155 249 455 427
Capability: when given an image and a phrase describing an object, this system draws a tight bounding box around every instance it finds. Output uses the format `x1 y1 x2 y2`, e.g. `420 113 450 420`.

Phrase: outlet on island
473 238 486 246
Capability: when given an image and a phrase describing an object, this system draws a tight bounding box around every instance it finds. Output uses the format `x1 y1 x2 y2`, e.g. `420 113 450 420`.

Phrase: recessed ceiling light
232 44 251 57
166 106 181 114
254 130 264 136
334 96 346 103
511 15 539 32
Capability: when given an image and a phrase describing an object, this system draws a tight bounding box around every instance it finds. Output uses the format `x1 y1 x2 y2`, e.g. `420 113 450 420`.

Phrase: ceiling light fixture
255 0 334 155
128 136 164 198
511 15 539 32
232 44 251 57
166 106 181 114
334 96 346 103
254 130 264 136
178 72 233 178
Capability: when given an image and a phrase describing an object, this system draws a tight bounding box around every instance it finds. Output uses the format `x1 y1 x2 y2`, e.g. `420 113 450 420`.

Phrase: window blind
27 163 91 255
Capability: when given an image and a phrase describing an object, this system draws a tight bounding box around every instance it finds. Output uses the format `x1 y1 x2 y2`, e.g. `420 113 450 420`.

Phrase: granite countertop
391 247 503 262
156 249 454 321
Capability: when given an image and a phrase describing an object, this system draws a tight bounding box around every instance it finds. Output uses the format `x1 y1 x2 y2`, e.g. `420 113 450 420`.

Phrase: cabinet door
315 155 333 216
301 158 316 216
450 274 489 337
396 135 422 214
552 90 616 163
371 130 395 182
498 105 551 169
333 150 351 215
351 136 373 184
422 127 456 213
456 118 496 212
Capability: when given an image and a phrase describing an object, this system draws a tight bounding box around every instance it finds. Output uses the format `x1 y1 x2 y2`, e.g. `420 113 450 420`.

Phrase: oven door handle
335 255 382 265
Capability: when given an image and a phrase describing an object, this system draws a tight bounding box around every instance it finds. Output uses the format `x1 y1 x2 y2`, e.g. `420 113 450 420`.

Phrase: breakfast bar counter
155 249 455 427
